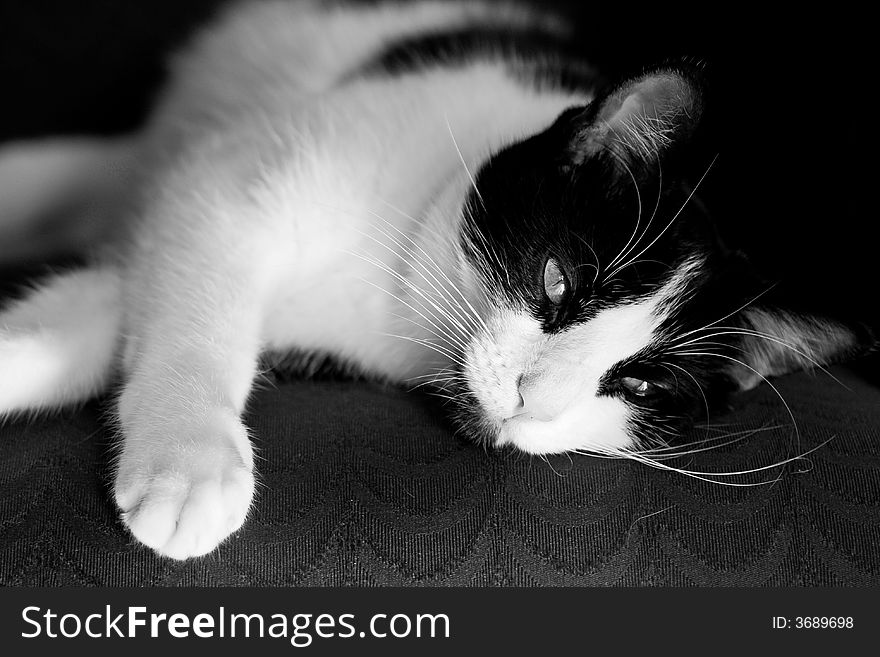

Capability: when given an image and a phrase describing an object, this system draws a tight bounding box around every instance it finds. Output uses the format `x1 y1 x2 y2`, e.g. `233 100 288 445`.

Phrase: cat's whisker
386 311 468 358
355 226 470 328
673 350 802 452
319 201 484 343
347 248 472 347
648 160 663 240
461 202 508 287
701 422 749 431
641 423 679 440
670 327 847 388
607 258 668 278
407 368 468 391
634 423 785 455
572 233 602 286
604 150 663 278
410 378 461 392
366 210 491 337
375 197 448 244
363 222 459 299
666 341 747 360
352 268 468 356
629 435 832 476
667 339 730 351
671 284 778 343
573 448 775 487
355 275 467 355
657 360 713 435
406 364 461 378
406 367 461 383
605 153 718 282
539 453 566 478
445 113 486 211
655 363 680 392
359 223 481 337
384 333 469 368
603 146 644 272
633 424 784 459
370 229 476 329
464 214 510 289
575 440 817 487
428 388 468 405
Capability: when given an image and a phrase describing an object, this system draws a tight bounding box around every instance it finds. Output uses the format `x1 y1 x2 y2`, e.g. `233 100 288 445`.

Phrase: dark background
0 0 874 343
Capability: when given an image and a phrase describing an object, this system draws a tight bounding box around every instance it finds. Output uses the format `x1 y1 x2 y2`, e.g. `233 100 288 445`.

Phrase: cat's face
448 66 866 455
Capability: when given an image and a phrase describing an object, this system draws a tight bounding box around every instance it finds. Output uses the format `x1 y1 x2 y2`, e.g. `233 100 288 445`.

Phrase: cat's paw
113 410 255 560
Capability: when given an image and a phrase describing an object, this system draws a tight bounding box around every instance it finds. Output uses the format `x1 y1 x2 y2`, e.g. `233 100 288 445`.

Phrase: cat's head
450 63 873 455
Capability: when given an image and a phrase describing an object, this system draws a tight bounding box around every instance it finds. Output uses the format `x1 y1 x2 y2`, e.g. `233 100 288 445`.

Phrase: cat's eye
543 257 569 305
620 376 663 399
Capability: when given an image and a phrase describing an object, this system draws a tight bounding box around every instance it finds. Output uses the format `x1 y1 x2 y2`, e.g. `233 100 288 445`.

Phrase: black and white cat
0 0 872 559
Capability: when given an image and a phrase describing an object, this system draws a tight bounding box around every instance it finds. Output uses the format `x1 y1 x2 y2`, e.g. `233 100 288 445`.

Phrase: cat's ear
730 307 876 390
565 64 705 167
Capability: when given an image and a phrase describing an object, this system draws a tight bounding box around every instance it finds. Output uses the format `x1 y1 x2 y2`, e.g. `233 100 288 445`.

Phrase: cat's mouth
490 397 636 455
497 413 551 445
495 408 579 453
495 414 565 453
501 409 553 425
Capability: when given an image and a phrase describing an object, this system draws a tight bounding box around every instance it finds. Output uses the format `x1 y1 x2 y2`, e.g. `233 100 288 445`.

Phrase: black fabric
2 366 878 586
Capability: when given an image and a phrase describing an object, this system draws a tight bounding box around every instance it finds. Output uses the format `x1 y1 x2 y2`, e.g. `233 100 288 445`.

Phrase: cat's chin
495 411 634 456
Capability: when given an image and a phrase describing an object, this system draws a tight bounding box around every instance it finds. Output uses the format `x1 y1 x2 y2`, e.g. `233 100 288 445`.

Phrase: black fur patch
358 25 601 91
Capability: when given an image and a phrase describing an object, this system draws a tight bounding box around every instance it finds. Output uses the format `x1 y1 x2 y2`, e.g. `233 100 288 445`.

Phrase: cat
0 0 873 560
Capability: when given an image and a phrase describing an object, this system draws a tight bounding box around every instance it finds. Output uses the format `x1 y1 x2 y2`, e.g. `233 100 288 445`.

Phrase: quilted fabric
1 365 878 586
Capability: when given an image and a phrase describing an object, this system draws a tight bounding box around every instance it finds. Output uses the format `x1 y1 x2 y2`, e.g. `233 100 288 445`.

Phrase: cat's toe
119 462 254 559
114 411 256 559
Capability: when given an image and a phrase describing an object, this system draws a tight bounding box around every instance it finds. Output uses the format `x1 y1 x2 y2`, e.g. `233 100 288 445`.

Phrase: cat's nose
505 374 525 416
515 373 525 404
517 373 556 422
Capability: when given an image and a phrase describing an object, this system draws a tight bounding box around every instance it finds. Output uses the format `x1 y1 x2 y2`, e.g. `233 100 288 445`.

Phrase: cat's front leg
114 271 265 559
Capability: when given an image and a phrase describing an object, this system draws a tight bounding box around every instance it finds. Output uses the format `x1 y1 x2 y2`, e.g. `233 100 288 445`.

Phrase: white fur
0 268 121 414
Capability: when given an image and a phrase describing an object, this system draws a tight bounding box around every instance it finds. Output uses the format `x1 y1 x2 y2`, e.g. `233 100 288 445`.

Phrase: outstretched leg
113 229 270 560
0 267 121 416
